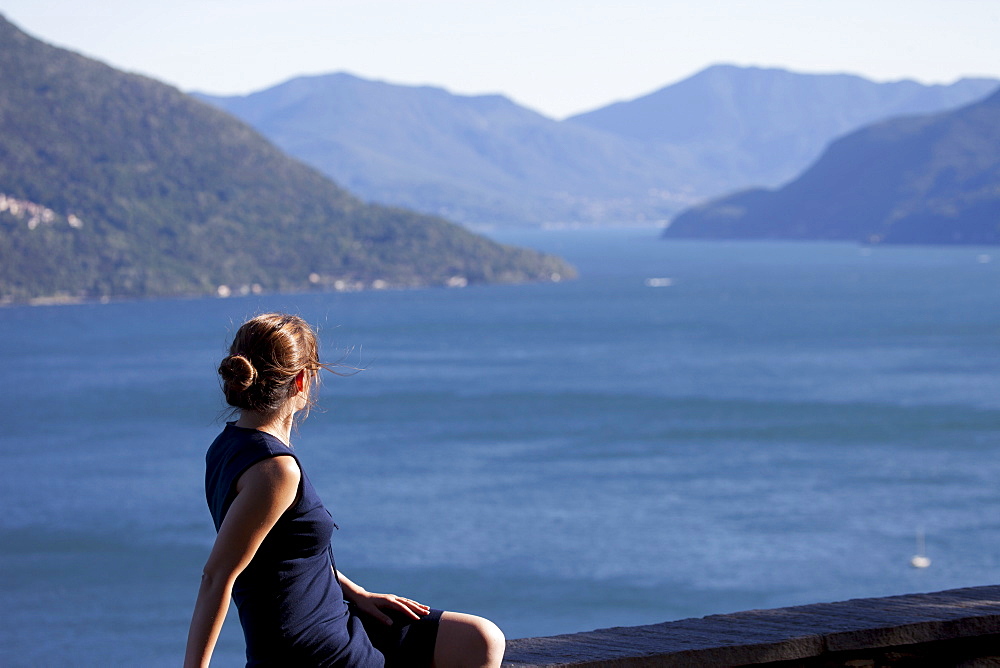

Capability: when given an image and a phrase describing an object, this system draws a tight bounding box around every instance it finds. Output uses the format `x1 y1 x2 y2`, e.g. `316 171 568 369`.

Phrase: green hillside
664 89 1000 245
0 15 573 304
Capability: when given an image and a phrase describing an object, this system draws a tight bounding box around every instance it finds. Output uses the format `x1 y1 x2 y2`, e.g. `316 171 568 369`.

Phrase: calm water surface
1 229 999 666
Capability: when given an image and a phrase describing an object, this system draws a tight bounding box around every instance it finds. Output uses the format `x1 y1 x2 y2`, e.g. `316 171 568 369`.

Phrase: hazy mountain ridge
569 64 998 189
663 89 1000 245
198 67 998 227
196 74 691 226
0 15 573 303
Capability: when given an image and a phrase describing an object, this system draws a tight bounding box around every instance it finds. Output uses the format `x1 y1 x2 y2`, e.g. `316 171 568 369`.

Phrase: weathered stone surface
502 585 1000 667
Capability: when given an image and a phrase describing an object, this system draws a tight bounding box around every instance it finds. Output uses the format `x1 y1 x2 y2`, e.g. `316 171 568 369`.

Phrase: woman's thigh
433 611 505 668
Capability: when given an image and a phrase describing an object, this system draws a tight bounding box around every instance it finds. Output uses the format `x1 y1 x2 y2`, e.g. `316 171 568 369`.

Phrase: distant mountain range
569 64 998 194
0 15 573 304
195 75 684 227
664 89 1000 245
197 67 998 227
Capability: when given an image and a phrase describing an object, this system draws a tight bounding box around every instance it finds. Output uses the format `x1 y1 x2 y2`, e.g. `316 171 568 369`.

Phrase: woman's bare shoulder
237 455 301 494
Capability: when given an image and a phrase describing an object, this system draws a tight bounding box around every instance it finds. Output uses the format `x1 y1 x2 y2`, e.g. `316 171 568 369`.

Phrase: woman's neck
235 409 295 446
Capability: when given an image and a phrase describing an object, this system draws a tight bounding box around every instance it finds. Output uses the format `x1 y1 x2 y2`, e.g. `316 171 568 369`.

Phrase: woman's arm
335 569 430 625
183 456 301 668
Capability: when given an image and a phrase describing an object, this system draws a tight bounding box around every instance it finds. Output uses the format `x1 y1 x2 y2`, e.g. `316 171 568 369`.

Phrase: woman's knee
477 617 505 663
434 611 506 668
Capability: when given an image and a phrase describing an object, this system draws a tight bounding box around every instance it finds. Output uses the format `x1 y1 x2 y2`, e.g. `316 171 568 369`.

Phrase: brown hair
218 313 329 416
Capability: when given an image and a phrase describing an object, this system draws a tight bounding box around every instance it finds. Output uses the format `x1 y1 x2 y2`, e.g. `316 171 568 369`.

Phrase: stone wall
502 585 1000 667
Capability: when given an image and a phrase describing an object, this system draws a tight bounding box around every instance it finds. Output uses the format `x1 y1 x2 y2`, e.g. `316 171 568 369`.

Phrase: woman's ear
294 370 306 394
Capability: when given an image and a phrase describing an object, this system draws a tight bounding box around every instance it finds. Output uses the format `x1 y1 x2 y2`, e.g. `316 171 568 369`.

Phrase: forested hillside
664 89 1000 245
0 15 572 303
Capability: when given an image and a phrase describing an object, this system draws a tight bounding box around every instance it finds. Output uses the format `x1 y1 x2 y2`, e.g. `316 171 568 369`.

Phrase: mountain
195 74 691 227
568 64 999 194
663 89 1000 245
0 15 573 304
197 67 997 228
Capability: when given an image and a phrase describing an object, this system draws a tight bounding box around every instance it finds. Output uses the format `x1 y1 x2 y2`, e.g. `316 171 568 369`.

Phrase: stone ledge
502 585 1000 667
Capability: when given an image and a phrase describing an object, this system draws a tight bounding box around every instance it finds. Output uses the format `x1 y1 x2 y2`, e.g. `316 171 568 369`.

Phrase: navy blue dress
205 424 384 667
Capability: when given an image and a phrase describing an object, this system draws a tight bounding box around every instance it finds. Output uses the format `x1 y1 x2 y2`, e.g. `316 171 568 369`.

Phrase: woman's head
218 313 325 417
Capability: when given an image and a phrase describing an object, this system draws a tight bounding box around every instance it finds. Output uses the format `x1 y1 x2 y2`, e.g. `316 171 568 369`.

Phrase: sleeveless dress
205 423 384 667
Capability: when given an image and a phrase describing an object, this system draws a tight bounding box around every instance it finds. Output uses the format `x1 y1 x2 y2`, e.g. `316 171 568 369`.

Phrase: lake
1 228 999 666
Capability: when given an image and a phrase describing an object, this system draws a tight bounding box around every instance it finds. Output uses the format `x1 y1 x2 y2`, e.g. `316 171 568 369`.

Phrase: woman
184 313 505 667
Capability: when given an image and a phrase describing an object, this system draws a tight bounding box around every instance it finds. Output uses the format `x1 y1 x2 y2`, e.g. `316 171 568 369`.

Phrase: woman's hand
351 591 431 626
336 570 430 625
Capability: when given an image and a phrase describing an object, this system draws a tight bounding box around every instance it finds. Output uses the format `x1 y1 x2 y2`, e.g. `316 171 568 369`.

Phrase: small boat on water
910 529 931 569
644 277 673 287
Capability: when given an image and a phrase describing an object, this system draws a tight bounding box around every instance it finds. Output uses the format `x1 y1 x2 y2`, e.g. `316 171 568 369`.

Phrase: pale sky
3 0 999 119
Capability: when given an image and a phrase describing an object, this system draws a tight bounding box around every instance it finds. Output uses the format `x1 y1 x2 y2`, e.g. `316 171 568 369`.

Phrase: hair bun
219 354 257 391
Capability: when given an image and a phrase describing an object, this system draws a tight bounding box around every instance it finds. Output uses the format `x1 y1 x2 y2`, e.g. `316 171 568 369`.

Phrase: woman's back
205 423 382 667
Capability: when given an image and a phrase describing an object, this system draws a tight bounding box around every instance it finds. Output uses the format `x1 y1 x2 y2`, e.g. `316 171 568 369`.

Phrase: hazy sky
3 0 998 118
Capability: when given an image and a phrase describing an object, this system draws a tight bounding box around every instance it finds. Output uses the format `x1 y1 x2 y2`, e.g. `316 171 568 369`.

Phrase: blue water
2 229 999 666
